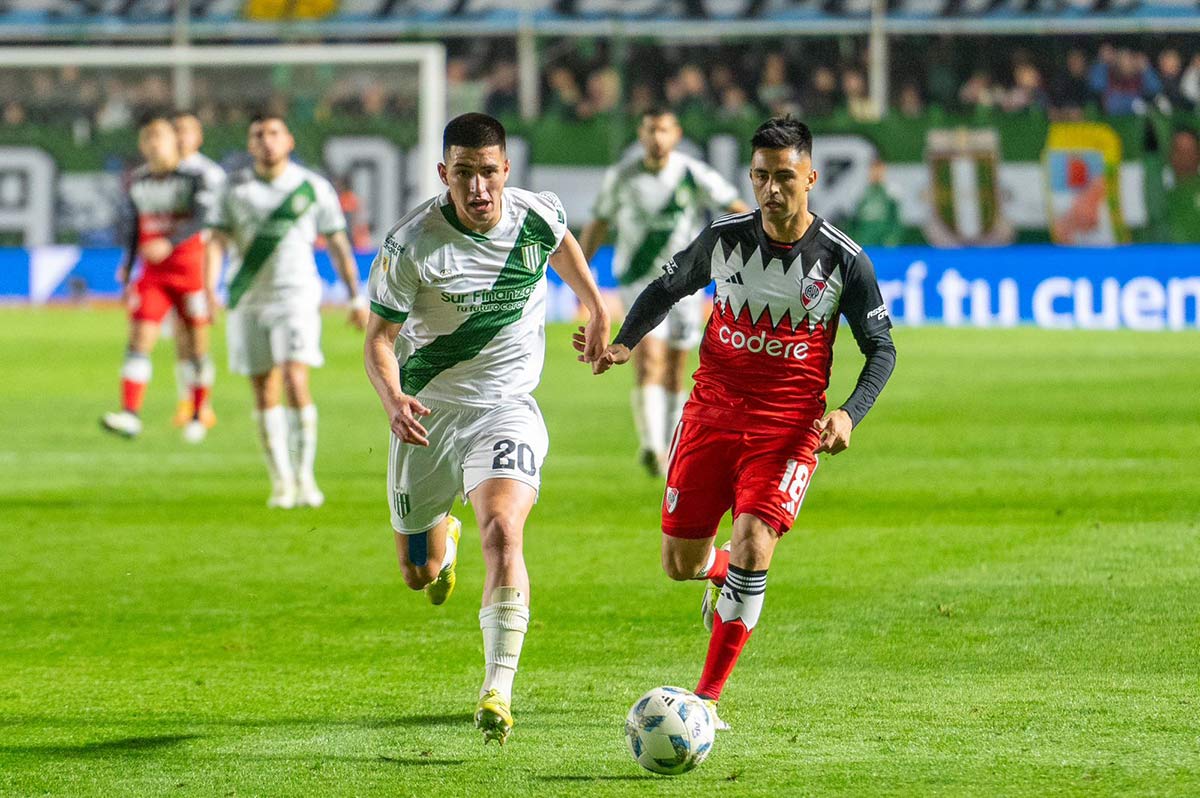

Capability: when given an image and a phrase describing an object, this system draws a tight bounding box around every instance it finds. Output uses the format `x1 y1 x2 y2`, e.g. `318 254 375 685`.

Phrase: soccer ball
624 686 715 775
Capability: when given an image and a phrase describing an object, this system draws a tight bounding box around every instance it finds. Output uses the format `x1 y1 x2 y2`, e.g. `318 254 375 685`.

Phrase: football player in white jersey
364 113 609 745
207 113 369 509
170 111 224 431
579 108 748 475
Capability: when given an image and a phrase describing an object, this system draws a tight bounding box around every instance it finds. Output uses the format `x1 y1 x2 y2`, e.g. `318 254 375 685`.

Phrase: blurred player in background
102 112 219 444
578 117 897 729
208 113 368 509
364 113 609 745
579 107 748 476
169 111 225 430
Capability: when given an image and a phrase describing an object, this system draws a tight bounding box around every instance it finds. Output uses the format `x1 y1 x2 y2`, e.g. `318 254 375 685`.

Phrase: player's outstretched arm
548 229 611 371
203 232 227 319
363 312 430 447
327 230 369 330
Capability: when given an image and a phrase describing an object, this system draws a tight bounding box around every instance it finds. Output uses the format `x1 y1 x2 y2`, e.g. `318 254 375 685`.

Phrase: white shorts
226 301 324 376
619 281 704 350
387 395 549 534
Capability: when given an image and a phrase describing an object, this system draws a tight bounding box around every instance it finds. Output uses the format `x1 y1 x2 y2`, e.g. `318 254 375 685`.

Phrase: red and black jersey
616 209 895 432
120 163 217 281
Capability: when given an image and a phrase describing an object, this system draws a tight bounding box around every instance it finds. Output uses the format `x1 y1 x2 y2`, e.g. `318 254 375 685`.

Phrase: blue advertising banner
2 245 1198 331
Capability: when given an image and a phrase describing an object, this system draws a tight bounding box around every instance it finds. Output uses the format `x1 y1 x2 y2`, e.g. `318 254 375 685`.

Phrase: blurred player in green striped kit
207 113 369 509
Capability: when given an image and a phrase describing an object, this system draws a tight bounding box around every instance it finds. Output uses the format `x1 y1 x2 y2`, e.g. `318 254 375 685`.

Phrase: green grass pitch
1 307 1198 797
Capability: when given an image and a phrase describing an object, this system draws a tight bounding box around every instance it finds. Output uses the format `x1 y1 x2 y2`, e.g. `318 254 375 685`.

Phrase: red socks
122 379 147 414
695 613 751 701
704 547 730 585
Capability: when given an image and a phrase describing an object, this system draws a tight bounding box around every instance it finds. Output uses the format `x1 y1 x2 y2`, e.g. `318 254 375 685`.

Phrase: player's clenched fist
390 395 432 447
814 409 853 455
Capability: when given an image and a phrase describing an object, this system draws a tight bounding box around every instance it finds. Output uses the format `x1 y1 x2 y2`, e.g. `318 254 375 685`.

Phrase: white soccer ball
624 686 715 775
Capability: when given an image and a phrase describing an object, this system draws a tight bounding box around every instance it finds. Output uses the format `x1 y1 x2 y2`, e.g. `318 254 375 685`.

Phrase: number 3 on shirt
492 438 537 477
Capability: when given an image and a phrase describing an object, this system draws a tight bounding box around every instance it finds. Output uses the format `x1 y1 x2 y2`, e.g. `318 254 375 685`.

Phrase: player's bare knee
480 517 523 561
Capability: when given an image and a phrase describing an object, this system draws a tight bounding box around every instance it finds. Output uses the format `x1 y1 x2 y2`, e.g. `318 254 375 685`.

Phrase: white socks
638 384 668 457
286 404 319 488
479 586 529 702
716 565 767 630
667 391 688 443
254 406 294 488
175 361 194 401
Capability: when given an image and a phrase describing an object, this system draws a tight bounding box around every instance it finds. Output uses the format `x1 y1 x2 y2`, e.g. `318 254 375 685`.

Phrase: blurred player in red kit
101 112 220 443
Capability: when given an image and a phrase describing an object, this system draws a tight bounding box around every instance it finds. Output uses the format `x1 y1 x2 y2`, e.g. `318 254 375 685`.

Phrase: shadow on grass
537 774 651 782
0 734 200 757
377 755 467 767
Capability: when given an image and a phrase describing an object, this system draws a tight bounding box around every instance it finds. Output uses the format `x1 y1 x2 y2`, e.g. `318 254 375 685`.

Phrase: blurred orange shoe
199 402 217 429
172 400 194 428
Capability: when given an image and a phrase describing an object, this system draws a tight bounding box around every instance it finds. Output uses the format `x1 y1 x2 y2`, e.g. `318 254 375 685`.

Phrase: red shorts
661 419 820 539
131 274 209 326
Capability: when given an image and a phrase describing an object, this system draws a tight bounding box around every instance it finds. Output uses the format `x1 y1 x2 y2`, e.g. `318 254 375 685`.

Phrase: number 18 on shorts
386 396 549 534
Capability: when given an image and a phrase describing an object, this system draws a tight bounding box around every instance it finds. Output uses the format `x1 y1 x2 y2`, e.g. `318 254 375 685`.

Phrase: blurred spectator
1182 54 1200 108
1050 48 1094 117
1155 49 1190 111
842 69 877 122
335 176 372 251
3 101 26 126
896 81 925 118
676 64 714 118
484 61 520 118
578 67 621 119
95 80 133 132
1089 47 1161 115
1002 61 1049 112
757 52 796 115
544 64 583 119
718 85 760 124
803 66 840 118
447 57 488 117
1165 128 1200 242
847 157 902 246
958 69 1003 111
626 81 658 118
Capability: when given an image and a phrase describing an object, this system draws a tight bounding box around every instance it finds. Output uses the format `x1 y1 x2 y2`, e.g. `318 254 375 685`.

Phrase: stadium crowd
2 37 1200 133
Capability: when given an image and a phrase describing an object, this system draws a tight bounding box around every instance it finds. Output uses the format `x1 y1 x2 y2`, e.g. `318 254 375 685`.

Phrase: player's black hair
750 116 813 158
641 105 678 122
137 110 175 130
249 111 290 129
443 112 506 154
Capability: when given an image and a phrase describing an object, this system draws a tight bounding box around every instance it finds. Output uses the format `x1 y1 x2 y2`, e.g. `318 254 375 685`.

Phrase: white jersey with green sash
592 150 741 287
368 187 568 408
215 162 346 308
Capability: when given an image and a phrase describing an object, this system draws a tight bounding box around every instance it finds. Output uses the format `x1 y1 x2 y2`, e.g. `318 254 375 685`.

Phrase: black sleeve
837 249 897 427
119 190 140 279
167 172 209 246
613 226 716 350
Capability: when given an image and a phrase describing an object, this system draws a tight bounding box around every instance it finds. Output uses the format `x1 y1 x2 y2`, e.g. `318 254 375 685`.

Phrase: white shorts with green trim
387 394 549 534
226 300 324 377
618 280 704 350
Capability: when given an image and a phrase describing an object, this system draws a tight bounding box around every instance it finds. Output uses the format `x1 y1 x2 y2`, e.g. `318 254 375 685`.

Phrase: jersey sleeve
591 166 620 223
659 223 718 298
689 161 742 212
119 189 139 272
612 224 719 350
367 237 419 325
839 249 893 339
315 178 348 236
531 190 569 249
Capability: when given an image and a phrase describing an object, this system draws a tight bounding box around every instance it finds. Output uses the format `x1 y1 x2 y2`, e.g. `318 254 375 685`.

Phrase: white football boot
296 479 325 509
101 411 143 438
182 419 207 444
267 480 297 509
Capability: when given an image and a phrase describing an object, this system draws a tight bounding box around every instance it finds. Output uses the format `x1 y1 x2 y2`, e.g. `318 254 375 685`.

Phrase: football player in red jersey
102 113 218 442
576 117 897 729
